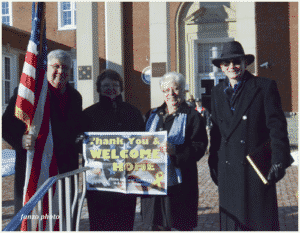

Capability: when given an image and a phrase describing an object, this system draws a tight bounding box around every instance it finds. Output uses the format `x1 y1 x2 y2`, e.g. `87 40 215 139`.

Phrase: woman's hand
159 141 176 156
22 134 36 150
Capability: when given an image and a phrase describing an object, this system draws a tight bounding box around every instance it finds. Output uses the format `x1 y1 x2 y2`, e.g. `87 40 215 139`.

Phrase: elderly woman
82 69 144 231
2 50 82 223
141 72 208 231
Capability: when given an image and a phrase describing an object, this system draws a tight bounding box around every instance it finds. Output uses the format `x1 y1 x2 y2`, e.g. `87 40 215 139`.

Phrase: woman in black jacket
2 49 82 228
82 69 144 231
141 72 208 231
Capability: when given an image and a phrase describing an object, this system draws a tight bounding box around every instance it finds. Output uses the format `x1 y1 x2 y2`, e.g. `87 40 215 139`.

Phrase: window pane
63 12 69 25
74 11 76 25
5 81 10 104
198 42 226 74
67 11 71 24
62 2 70 10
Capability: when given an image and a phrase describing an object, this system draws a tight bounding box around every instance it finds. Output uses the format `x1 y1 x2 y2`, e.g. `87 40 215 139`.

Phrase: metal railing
3 167 91 231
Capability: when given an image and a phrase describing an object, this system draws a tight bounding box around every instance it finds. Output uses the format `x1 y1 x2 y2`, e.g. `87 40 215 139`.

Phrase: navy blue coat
208 71 290 230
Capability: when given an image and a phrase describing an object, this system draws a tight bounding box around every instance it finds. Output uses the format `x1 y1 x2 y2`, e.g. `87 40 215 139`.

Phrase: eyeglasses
50 64 70 71
221 58 243 66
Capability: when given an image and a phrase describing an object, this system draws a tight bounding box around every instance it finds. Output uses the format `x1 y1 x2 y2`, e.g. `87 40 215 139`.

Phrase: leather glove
267 163 286 185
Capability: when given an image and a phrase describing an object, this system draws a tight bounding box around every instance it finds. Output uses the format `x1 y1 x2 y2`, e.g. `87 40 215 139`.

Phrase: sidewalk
2 154 297 231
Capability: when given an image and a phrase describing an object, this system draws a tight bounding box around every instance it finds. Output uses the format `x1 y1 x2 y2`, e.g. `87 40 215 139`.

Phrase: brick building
2 2 298 118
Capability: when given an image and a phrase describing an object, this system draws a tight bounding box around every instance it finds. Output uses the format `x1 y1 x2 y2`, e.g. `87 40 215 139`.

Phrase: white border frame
57 2 76 31
2 2 13 26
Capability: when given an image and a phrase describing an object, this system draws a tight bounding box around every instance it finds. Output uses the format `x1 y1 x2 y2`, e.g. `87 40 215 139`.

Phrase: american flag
15 2 59 231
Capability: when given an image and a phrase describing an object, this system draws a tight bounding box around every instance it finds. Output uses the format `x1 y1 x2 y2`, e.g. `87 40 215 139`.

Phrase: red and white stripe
15 3 59 231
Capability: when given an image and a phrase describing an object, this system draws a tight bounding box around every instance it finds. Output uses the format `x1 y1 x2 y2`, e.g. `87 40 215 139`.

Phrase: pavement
2 153 298 231
2 115 298 231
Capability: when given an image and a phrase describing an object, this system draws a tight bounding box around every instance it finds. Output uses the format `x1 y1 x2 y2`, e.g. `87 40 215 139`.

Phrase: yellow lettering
152 149 161 159
117 137 124 145
95 138 102 145
90 137 95 145
90 150 102 159
147 163 155 171
153 137 160 145
136 139 141 144
103 139 109 145
120 150 129 158
129 149 139 159
128 137 135 144
140 149 152 159
111 149 119 159
125 163 134 171
109 139 116 145
102 149 110 159
113 162 124 171
142 139 149 145
135 164 146 171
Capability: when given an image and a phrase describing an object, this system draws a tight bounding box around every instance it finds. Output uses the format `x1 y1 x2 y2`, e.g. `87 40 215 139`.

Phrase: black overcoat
82 95 145 231
2 84 82 214
208 71 290 230
141 102 208 230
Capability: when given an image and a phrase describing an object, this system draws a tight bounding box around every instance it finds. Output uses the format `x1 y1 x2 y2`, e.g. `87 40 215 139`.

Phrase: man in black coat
208 41 291 230
2 50 82 225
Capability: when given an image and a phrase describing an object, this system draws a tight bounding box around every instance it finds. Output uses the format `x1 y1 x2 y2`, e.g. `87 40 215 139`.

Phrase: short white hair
159 72 186 91
47 49 72 69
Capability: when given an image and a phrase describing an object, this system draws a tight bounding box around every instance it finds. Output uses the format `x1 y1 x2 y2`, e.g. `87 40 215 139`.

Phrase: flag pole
28 2 46 135
39 2 46 55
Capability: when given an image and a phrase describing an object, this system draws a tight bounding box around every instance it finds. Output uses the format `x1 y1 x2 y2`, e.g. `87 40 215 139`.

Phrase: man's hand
267 163 286 185
159 141 176 155
22 134 36 150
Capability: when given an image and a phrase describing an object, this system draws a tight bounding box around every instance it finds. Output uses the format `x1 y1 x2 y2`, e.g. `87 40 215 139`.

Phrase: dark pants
87 190 136 231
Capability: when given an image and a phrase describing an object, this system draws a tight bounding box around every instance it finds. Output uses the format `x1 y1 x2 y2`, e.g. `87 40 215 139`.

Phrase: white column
149 2 171 108
105 2 124 80
76 2 99 109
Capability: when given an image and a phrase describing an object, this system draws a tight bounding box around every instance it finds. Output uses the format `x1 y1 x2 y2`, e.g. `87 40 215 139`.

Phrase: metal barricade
3 167 91 231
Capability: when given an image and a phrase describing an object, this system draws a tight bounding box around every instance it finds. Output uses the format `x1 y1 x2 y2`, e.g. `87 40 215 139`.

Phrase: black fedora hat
212 41 254 68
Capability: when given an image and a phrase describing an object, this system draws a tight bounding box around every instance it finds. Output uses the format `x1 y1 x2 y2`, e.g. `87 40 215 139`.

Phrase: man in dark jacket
208 41 291 230
2 50 82 225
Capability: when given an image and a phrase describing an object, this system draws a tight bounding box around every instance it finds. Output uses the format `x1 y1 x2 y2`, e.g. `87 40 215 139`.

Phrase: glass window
58 2 76 30
2 2 12 26
198 43 223 74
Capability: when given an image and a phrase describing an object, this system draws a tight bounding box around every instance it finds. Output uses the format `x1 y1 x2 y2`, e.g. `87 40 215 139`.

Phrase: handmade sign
83 131 170 195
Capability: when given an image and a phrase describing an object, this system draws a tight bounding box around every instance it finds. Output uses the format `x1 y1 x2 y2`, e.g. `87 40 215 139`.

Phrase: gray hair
47 49 72 69
159 72 186 91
